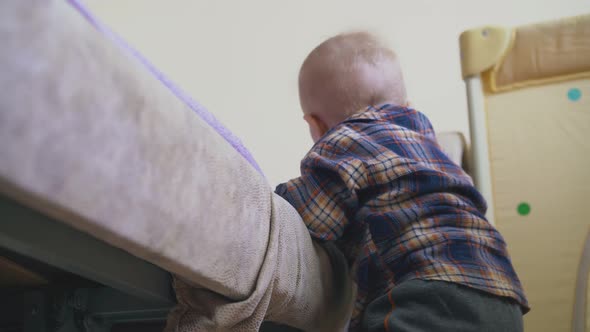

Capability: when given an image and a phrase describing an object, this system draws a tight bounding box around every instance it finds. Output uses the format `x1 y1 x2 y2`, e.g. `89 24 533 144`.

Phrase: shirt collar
345 104 412 122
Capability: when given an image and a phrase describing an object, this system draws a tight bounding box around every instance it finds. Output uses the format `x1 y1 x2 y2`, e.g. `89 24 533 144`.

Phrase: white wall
85 0 589 186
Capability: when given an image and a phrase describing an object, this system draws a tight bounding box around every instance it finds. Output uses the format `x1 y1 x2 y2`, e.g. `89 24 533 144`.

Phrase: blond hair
298 31 407 126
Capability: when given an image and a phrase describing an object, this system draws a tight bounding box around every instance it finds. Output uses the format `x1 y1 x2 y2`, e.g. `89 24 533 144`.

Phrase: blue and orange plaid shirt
276 105 528 329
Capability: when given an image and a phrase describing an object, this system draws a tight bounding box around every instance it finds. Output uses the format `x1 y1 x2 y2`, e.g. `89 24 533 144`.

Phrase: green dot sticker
567 88 581 101
517 202 531 216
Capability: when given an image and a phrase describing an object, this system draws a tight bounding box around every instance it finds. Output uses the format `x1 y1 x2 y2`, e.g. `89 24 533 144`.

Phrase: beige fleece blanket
0 1 353 330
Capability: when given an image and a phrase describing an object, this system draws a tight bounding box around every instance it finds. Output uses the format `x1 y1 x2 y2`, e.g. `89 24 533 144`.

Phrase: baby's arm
275 155 359 241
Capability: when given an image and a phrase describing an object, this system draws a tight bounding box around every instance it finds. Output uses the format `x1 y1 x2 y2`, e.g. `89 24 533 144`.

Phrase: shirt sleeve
275 152 359 241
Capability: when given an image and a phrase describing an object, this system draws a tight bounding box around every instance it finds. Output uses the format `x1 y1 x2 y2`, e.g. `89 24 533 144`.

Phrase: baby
276 32 528 331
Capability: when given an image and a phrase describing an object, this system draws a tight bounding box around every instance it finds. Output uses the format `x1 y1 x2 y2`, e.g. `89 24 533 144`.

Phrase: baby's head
298 31 407 142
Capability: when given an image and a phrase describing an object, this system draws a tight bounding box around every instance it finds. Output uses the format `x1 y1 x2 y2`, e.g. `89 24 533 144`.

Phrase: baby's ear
303 114 329 143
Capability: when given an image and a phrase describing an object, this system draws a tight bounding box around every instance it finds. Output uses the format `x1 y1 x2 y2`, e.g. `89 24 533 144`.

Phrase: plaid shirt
276 105 528 329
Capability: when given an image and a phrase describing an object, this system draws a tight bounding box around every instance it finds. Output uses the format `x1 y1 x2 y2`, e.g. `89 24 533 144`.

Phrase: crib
460 14 590 332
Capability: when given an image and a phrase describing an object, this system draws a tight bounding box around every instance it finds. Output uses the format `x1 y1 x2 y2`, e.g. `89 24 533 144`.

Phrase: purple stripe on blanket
67 0 264 175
